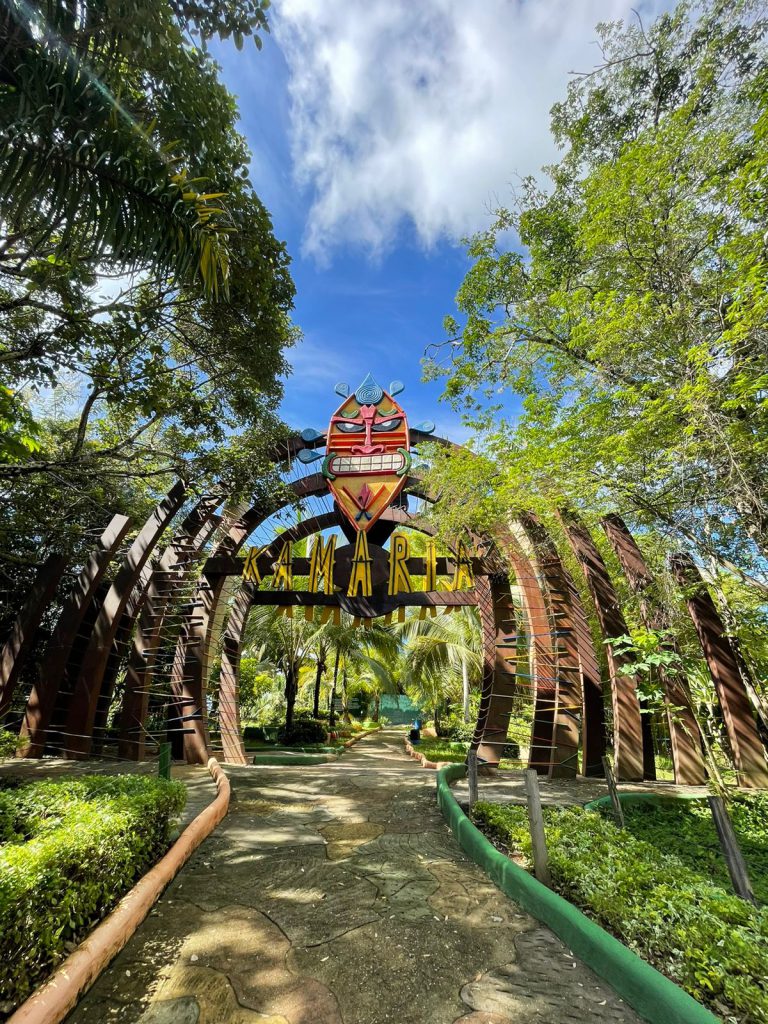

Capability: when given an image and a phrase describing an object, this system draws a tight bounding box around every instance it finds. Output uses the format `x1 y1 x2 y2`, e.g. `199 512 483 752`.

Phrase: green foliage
621 796 768 905
277 717 326 746
0 0 270 293
426 0 768 594
474 800 768 1022
442 711 476 742
414 739 469 764
0 730 18 759
0 0 296 606
0 774 186 1009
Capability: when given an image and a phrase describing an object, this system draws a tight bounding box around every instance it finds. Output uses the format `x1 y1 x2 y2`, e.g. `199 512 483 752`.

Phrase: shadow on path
65 729 642 1024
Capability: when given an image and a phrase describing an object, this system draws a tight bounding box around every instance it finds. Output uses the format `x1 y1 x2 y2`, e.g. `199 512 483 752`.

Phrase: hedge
473 801 768 1023
0 774 186 1010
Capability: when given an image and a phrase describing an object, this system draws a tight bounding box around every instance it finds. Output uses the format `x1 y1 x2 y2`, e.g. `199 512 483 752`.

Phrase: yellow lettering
424 539 437 592
273 540 293 590
387 533 412 595
451 540 474 591
309 534 337 593
347 530 373 597
242 546 264 583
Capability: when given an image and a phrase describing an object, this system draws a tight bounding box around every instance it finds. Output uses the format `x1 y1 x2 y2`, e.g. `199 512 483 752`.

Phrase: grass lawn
412 738 522 770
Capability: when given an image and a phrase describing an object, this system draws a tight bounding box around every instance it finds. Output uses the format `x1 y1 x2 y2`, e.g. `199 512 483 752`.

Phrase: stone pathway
66 729 642 1024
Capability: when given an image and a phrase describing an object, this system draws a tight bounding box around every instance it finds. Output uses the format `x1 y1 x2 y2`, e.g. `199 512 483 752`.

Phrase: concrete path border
436 763 718 1024
7 758 230 1024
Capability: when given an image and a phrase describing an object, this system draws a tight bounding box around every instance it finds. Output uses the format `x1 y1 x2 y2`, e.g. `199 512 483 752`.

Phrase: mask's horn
300 428 325 443
335 382 350 397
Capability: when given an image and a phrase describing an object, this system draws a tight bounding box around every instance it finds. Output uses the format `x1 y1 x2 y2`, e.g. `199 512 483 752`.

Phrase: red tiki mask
322 374 412 532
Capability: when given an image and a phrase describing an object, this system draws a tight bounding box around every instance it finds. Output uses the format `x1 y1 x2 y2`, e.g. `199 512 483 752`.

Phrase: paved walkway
67 729 641 1024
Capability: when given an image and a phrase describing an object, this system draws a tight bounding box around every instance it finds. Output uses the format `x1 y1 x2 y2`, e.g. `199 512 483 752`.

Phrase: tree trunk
433 706 441 735
329 649 340 728
373 694 380 722
313 658 325 719
284 661 298 736
342 667 351 723
462 656 470 723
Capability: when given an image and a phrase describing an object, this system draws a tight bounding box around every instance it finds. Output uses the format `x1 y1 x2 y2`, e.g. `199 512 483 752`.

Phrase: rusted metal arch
557 509 650 781
172 471 441 763
116 493 224 761
18 515 133 757
515 514 606 778
0 553 69 723
169 472 328 762
214 504 587 776
511 516 598 778
216 507 447 766
602 516 706 785
671 553 768 788
61 482 188 758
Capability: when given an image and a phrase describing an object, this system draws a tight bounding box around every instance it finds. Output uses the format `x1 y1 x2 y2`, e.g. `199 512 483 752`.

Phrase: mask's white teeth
330 452 405 474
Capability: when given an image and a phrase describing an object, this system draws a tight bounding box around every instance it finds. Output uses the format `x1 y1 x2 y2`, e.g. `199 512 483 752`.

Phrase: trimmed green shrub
473 801 768 1023
242 725 266 744
0 730 18 759
277 718 326 745
0 774 186 1010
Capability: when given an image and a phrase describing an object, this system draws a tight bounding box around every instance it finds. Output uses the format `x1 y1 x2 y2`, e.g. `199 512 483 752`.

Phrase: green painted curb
436 764 718 1024
585 791 706 813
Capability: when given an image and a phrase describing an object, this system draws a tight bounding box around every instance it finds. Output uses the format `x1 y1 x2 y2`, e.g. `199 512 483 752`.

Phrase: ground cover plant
473 801 768 1022
413 738 521 768
0 774 186 1013
621 795 768 904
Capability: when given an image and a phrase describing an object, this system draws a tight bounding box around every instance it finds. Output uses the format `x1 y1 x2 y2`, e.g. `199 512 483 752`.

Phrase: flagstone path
66 729 643 1024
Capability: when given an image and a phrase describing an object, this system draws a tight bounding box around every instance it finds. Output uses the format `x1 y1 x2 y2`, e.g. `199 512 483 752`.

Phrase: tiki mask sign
298 373 435 533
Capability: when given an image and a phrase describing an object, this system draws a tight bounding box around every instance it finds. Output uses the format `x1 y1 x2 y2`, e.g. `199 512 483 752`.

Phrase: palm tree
356 628 403 721
245 605 332 736
0 0 242 295
397 607 482 733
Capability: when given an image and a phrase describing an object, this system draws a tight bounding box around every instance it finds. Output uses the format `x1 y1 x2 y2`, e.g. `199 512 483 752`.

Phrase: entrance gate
3 373 767 785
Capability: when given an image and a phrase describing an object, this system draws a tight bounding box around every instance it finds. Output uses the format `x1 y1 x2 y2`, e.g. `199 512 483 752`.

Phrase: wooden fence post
524 769 552 887
708 795 755 904
602 755 625 828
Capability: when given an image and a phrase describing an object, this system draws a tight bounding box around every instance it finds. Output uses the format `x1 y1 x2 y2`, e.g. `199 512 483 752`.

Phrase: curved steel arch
6 426 752 785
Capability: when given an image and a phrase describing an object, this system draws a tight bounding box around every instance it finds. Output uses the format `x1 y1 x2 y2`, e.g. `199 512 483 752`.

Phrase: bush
277 718 326 745
242 725 266 744
0 774 186 1010
473 801 768 1022
442 711 475 742
0 730 17 759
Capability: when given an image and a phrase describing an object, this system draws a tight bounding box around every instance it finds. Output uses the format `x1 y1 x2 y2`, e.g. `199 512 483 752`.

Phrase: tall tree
0 0 295 479
426 0 768 592
0 0 297 630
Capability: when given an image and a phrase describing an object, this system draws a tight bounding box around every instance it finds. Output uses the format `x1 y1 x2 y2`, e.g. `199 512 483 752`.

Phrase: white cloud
273 0 668 259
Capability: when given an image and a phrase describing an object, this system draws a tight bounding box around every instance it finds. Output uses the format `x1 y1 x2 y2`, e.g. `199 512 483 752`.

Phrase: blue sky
211 0 669 443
